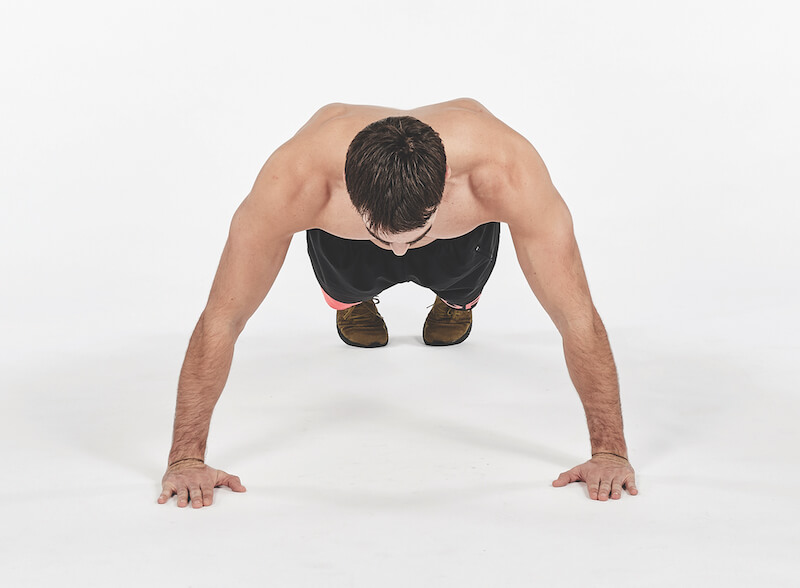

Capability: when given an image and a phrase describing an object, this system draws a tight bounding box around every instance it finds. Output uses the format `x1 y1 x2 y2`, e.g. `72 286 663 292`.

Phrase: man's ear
445 165 451 180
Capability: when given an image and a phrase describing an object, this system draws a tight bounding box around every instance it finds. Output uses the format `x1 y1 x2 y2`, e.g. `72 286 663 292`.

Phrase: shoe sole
423 322 472 346
337 324 388 348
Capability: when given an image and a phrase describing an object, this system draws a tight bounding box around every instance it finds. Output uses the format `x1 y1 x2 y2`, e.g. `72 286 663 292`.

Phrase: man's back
245 98 554 247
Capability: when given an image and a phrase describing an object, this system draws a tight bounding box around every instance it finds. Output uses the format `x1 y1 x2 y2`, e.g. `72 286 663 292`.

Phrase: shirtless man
157 98 638 508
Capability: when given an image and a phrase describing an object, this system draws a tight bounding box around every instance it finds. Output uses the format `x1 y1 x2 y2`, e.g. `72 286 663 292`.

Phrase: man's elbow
556 306 607 344
197 309 247 343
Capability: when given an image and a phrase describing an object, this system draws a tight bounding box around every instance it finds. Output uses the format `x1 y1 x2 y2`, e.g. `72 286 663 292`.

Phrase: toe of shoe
423 322 472 346
338 325 388 348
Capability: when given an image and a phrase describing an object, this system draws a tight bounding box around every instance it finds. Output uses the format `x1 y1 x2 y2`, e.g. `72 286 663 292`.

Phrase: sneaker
423 297 472 346
336 298 388 348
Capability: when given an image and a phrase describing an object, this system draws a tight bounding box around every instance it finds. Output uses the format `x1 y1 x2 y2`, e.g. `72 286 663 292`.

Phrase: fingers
189 486 203 509
611 479 623 500
597 480 612 502
162 484 214 508
201 483 214 507
218 472 247 493
553 461 639 501
157 486 175 505
592 474 639 501
158 468 246 508
587 476 601 500
552 469 581 487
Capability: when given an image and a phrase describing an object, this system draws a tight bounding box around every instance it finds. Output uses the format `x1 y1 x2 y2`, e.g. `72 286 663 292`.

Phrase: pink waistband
442 295 481 310
321 289 361 310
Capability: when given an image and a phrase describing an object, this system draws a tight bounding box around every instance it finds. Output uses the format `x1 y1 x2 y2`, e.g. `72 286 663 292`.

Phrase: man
157 98 638 508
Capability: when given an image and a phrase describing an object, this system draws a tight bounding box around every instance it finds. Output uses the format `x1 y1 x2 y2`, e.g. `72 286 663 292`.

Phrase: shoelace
342 297 382 323
427 299 462 318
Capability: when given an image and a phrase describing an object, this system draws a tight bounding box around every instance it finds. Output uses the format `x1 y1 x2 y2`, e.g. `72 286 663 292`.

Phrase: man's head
345 116 447 235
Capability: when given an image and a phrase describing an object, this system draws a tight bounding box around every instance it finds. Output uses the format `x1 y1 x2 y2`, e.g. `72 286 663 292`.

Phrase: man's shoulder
456 119 557 225
274 99 508 186
297 102 353 130
257 104 357 189
243 135 333 235
455 118 544 192
299 98 494 132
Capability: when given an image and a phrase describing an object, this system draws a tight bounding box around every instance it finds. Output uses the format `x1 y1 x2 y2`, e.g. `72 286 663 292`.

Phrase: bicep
202 203 294 335
508 191 596 335
201 141 320 334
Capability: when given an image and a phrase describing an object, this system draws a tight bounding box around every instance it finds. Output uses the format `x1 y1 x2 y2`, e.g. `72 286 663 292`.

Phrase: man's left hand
552 454 638 501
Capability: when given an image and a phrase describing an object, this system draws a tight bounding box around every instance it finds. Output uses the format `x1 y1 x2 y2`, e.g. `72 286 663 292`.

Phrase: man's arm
159 148 313 508
501 150 637 501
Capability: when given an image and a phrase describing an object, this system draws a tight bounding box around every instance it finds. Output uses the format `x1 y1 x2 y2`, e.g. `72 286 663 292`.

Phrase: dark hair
344 116 447 234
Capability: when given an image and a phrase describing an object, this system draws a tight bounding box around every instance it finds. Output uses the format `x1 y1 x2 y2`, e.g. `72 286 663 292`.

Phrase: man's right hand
158 460 246 508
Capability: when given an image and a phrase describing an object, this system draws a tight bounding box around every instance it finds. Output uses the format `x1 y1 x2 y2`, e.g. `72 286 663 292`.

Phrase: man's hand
158 460 246 508
552 454 638 501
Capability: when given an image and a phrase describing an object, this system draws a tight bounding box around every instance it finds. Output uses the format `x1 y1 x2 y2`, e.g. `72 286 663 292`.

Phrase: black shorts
306 222 500 309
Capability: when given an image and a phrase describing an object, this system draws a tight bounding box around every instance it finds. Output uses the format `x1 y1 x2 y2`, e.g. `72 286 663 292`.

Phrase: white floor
2 244 798 586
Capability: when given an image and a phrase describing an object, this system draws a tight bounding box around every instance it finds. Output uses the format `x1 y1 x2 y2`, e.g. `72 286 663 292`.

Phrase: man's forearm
168 314 237 464
561 311 627 456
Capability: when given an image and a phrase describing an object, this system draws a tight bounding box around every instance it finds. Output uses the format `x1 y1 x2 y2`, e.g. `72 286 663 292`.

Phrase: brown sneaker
336 299 388 348
423 297 472 346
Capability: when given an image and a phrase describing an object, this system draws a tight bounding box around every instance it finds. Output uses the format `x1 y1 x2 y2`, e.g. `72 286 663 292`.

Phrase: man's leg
405 223 500 346
306 224 500 347
307 229 402 348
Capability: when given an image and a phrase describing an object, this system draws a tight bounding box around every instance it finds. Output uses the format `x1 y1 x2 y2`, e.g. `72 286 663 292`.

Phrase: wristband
592 452 628 462
168 457 205 468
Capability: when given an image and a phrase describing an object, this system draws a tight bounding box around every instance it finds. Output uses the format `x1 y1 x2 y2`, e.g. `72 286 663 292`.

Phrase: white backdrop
1 1 798 586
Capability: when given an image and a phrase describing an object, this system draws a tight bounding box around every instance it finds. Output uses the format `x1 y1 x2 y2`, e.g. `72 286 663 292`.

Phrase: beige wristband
591 452 629 462
168 457 205 468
